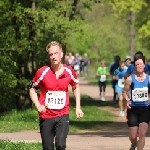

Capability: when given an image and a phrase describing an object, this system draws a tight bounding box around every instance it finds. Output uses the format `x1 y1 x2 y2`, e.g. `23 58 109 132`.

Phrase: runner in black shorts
123 55 150 150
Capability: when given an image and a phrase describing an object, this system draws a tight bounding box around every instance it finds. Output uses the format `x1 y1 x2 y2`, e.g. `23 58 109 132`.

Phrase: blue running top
130 74 149 106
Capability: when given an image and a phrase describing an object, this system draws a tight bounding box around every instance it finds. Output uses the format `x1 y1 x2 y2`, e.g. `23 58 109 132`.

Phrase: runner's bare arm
113 69 118 80
113 75 118 80
72 84 81 109
106 72 110 76
148 79 150 98
122 76 131 101
72 84 84 118
96 73 101 77
123 76 132 109
29 88 46 112
124 74 130 79
96 69 100 77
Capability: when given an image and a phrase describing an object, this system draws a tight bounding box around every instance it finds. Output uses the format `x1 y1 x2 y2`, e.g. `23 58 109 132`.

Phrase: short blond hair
101 60 105 64
46 41 62 52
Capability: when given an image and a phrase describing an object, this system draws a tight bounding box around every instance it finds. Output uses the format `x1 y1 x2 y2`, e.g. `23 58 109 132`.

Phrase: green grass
0 140 42 150
69 94 115 132
0 94 115 133
0 109 39 133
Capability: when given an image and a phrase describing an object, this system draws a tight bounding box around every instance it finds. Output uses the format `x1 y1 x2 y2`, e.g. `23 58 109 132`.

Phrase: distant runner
96 60 109 101
109 55 121 103
113 61 127 116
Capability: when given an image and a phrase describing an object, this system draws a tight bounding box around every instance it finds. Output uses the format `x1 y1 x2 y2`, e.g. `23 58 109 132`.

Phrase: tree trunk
69 0 78 20
17 0 37 110
128 12 135 57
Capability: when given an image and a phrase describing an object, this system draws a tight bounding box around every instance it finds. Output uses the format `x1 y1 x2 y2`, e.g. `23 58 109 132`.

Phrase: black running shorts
127 106 150 127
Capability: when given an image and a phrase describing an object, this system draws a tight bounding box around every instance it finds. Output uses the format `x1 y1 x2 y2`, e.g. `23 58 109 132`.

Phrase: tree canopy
0 0 150 112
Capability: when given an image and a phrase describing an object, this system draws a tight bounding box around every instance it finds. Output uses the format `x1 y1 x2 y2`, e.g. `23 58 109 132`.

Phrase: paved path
1 78 150 150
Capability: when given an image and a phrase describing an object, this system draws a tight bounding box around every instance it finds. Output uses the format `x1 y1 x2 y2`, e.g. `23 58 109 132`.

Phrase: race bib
118 78 125 88
45 91 66 109
132 87 148 102
100 75 106 82
74 64 80 70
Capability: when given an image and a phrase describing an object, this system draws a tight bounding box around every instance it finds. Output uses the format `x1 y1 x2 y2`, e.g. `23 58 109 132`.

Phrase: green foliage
0 52 18 112
109 0 147 16
0 140 42 150
1 0 150 113
109 0 150 53
0 0 89 111
136 3 150 41
67 2 130 66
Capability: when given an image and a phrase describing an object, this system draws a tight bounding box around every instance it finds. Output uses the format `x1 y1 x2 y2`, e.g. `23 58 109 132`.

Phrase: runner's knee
130 135 137 141
42 142 54 150
56 142 66 150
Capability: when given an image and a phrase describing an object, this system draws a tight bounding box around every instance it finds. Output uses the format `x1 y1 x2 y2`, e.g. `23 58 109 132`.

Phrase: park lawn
0 94 115 133
69 94 115 132
0 140 42 150
0 109 39 133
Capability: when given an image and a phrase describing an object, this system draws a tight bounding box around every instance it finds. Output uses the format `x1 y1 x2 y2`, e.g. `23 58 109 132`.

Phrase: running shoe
121 110 125 117
129 143 137 150
119 110 123 116
101 97 105 101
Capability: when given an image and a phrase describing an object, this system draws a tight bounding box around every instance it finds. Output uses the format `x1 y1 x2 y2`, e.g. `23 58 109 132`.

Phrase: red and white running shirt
32 64 79 118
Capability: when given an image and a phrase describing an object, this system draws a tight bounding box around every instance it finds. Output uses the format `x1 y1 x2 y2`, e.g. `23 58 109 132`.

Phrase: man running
123 55 150 150
73 53 81 78
113 61 127 116
109 55 121 103
125 55 132 69
82 53 90 77
29 41 84 150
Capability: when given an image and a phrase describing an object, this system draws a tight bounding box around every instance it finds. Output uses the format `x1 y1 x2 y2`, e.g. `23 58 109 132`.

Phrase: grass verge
0 140 42 150
0 94 115 133
0 109 39 133
69 94 115 132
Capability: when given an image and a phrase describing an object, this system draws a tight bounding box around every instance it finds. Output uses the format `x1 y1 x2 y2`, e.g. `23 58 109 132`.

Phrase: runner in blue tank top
123 55 150 150
130 74 149 107
113 61 127 117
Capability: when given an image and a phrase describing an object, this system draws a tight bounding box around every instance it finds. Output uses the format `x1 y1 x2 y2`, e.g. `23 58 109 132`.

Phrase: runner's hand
127 101 131 109
36 104 46 112
76 108 84 119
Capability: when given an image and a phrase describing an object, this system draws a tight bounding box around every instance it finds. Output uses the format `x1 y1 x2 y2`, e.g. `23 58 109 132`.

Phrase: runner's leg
101 81 106 101
98 81 102 97
55 114 69 150
129 127 138 145
127 108 138 148
40 118 55 150
118 94 124 116
119 95 123 110
123 98 127 111
112 80 117 102
137 106 150 150
137 122 148 150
